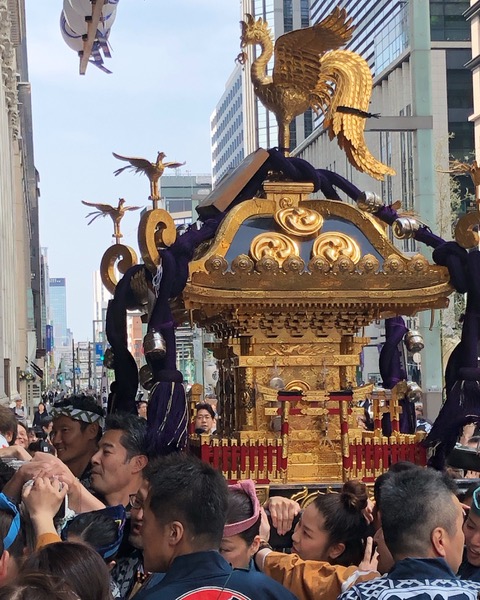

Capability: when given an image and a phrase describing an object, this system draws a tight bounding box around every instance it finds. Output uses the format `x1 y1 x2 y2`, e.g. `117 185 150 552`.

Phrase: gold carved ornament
274 207 323 237
312 232 361 264
113 151 186 208
81 198 142 243
137 208 177 272
100 245 138 296
455 212 480 250
239 9 394 179
250 233 299 267
81 198 142 294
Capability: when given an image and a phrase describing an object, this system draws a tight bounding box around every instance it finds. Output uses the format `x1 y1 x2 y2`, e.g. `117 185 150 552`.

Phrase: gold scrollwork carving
308 256 331 273
279 196 294 209
455 212 480 250
250 233 299 267
231 254 254 274
332 256 356 274
282 255 305 273
407 254 429 273
138 208 177 272
312 233 361 264
100 244 138 295
383 254 406 274
274 207 323 237
356 254 379 274
205 255 228 274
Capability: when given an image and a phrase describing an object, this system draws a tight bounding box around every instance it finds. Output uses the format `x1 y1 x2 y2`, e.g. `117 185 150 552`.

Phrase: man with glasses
339 467 480 600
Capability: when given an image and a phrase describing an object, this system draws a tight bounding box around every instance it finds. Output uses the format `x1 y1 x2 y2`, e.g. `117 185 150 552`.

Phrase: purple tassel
105 265 145 415
379 317 408 389
144 218 223 455
146 381 189 456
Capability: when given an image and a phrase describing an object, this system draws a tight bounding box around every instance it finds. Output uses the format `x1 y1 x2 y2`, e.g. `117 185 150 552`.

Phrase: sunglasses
0 493 20 550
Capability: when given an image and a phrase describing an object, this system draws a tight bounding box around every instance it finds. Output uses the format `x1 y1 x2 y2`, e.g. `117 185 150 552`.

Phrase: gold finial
81 198 142 243
447 159 480 205
112 151 186 208
239 8 394 180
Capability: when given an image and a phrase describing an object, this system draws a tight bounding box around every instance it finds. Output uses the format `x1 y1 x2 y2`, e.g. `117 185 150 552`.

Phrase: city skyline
25 0 240 341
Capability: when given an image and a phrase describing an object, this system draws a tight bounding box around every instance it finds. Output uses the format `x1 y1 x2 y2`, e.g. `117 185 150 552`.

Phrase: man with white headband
50 395 104 486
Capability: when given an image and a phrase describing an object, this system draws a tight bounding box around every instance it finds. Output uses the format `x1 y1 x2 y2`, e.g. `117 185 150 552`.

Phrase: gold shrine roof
184 182 452 322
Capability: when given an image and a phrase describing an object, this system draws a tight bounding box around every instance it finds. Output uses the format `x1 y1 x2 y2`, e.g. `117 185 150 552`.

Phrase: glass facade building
49 278 68 348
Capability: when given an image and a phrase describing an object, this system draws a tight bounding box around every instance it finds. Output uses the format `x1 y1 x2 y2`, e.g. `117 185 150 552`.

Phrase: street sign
74 367 81 375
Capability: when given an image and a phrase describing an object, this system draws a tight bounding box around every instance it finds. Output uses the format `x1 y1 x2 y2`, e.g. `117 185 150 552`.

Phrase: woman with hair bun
220 479 262 569
256 480 379 600
291 480 369 565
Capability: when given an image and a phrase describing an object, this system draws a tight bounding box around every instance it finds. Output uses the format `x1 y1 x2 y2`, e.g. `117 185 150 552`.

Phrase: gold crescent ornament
250 233 299 267
274 206 323 237
312 232 361 264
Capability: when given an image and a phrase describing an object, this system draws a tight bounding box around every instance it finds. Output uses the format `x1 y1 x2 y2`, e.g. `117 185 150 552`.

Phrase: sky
24 0 241 341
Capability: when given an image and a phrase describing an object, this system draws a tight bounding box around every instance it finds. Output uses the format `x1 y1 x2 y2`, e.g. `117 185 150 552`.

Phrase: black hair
195 402 215 420
380 467 459 559
373 461 420 510
27 440 56 455
22 541 111 600
104 413 147 459
0 506 25 559
0 462 16 492
62 511 122 561
225 489 261 546
144 453 228 546
0 406 17 444
53 395 103 442
0 573 79 600
313 480 369 566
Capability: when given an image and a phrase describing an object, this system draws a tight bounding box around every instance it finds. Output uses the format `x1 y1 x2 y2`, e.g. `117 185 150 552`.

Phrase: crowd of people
0 394 477 599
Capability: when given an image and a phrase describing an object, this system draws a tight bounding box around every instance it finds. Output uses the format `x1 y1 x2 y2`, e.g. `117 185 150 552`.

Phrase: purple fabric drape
424 249 480 468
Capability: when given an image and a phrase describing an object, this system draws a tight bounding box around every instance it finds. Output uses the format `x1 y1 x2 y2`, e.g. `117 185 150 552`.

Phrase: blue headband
0 494 20 550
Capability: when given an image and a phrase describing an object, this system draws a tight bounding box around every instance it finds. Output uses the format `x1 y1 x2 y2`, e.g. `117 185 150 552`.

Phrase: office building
294 0 473 417
161 173 212 225
0 0 44 403
49 278 69 348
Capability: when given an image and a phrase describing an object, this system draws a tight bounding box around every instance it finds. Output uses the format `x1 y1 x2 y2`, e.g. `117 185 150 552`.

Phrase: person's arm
27 453 105 512
22 476 67 547
66 476 105 512
262 549 379 600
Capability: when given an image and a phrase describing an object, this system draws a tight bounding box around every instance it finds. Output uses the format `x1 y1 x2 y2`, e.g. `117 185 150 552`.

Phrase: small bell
392 217 420 239
404 330 425 353
103 347 115 369
356 191 384 213
143 330 167 359
139 364 154 390
406 381 423 403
